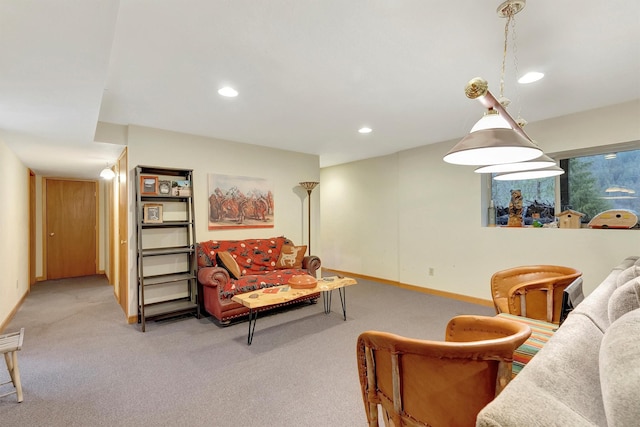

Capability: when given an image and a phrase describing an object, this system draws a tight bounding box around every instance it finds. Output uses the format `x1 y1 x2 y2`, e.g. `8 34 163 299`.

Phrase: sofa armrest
302 255 321 276
198 266 230 289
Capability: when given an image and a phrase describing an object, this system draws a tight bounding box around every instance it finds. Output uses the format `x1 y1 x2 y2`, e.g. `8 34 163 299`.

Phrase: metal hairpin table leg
338 287 347 321
323 290 333 314
322 289 347 320
247 309 258 345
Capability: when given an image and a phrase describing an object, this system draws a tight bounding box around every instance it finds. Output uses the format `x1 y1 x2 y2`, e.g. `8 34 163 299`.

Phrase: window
491 176 556 226
560 148 640 223
490 142 640 227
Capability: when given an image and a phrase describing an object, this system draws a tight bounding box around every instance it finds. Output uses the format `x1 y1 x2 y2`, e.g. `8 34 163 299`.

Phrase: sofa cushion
200 237 287 274
216 251 242 279
600 308 640 427
615 265 640 287
608 278 640 323
573 269 620 333
276 244 307 269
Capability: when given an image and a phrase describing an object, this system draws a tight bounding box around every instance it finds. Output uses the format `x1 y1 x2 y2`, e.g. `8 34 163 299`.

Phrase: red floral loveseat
197 236 321 323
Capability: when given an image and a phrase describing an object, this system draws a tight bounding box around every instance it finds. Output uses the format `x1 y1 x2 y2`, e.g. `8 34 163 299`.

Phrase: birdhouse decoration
557 209 585 229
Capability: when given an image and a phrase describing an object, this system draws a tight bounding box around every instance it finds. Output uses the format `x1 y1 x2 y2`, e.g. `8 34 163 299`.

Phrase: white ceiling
2 0 639 179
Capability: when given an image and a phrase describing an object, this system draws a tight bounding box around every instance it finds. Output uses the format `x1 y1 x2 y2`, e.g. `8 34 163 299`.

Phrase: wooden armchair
491 265 582 324
356 315 531 427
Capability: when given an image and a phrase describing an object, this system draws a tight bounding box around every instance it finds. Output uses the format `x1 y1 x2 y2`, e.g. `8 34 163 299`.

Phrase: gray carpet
0 274 493 426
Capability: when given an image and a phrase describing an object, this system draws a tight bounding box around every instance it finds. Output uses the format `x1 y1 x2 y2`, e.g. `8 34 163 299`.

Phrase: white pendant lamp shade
100 167 116 180
443 128 543 166
470 111 510 132
493 164 564 181
474 153 557 173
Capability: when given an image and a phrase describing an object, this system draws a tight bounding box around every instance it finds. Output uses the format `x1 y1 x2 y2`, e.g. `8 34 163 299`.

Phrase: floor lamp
299 181 319 255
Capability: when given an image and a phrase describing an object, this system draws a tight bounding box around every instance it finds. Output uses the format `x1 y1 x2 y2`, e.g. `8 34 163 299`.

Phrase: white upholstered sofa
477 255 640 427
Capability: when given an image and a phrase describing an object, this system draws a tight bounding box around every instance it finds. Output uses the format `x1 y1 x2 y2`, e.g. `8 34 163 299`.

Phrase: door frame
117 149 129 318
29 170 36 287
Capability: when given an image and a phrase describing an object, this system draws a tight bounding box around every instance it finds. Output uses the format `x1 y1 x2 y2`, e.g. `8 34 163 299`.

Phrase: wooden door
46 179 97 279
117 150 129 314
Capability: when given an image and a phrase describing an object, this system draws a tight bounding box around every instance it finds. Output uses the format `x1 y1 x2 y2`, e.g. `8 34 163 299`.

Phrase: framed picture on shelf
172 180 192 197
158 180 172 195
140 176 159 195
143 204 163 223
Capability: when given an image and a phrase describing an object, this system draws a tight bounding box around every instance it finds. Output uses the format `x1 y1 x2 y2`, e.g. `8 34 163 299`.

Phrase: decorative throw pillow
216 251 242 280
276 244 307 269
608 277 640 324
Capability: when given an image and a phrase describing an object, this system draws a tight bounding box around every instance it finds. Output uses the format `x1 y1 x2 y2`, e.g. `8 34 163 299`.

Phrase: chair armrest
302 255 321 276
197 266 230 289
445 315 531 347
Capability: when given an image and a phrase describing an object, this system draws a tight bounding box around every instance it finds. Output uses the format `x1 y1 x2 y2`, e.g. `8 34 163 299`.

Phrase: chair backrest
506 271 582 324
491 265 582 322
356 315 531 427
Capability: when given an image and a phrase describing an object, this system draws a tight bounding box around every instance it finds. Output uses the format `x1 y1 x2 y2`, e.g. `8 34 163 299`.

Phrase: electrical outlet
429 268 434 276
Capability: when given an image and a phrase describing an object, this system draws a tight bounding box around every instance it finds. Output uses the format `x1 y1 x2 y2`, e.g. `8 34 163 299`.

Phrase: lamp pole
299 181 319 255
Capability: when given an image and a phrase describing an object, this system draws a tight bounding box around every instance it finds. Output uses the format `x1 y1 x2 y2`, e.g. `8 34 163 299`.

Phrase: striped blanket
497 313 558 377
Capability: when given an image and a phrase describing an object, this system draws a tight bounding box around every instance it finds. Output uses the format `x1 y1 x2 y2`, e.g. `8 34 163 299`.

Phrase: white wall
0 139 29 328
321 100 640 300
126 126 320 317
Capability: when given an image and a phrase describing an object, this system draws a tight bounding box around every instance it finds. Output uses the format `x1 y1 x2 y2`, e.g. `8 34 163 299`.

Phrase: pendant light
474 152 557 174
444 0 557 173
100 164 115 180
493 164 564 181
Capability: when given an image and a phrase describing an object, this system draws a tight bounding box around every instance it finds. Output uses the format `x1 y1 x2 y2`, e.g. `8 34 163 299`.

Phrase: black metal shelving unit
135 165 199 331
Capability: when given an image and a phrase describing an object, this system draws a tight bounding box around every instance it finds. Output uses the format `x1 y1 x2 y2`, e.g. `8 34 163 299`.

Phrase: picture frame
158 180 172 195
207 173 274 230
171 180 192 197
140 176 159 195
143 203 163 224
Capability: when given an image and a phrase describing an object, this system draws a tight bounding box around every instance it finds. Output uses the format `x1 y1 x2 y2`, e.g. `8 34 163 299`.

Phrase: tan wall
126 126 320 316
0 139 29 329
321 100 640 300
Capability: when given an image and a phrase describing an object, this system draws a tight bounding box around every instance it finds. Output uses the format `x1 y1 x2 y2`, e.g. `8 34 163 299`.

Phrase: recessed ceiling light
518 71 544 84
358 127 372 134
218 86 238 97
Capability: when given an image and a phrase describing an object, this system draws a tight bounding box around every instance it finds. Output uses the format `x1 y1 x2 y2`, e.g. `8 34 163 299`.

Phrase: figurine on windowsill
507 189 523 227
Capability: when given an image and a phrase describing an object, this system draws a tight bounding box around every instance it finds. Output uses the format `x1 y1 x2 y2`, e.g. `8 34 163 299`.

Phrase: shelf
141 272 196 286
141 220 193 229
142 299 198 320
136 165 198 332
141 195 192 203
141 246 194 257
137 165 193 177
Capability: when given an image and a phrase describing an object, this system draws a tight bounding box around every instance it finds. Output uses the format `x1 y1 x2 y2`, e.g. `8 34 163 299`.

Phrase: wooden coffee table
232 276 357 345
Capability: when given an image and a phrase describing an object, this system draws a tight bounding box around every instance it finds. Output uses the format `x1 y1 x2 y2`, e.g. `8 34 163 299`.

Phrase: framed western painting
208 174 274 230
